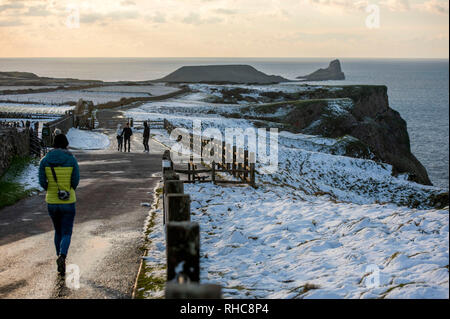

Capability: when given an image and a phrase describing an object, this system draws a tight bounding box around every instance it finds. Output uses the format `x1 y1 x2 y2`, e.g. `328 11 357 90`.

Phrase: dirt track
0 113 166 298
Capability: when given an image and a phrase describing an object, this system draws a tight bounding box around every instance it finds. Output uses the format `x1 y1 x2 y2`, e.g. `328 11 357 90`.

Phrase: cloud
182 12 222 25
24 5 51 17
380 0 410 12
0 19 25 27
146 11 166 24
302 0 369 12
80 9 140 24
120 0 136 6
417 0 449 15
0 2 25 12
213 8 237 15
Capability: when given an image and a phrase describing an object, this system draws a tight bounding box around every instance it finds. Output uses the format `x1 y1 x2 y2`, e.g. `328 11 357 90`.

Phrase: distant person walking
116 124 124 152
143 121 150 153
122 122 133 152
38 133 80 275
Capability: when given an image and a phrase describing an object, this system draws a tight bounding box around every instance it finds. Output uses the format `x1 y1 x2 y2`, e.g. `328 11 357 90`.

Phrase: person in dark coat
143 121 150 153
122 122 133 152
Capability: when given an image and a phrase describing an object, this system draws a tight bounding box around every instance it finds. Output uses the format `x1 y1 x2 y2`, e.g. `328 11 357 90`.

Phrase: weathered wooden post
232 145 237 177
250 151 256 187
166 221 200 282
187 162 191 182
244 150 249 181
221 141 226 170
211 161 216 184
165 283 222 299
165 194 190 222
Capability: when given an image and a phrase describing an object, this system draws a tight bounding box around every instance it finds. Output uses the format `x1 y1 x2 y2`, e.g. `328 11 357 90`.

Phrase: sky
0 0 448 58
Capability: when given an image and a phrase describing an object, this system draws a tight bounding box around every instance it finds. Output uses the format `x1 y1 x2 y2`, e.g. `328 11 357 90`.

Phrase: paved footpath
0 110 166 298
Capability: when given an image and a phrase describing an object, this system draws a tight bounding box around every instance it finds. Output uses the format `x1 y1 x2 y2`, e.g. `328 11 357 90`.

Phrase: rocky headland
156 64 289 84
297 59 345 81
215 85 432 186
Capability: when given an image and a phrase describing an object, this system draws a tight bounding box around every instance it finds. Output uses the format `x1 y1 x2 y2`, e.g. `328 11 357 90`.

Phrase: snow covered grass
188 83 339 95
135 89 448 299
66 128 110 150
186 182 449 299
0 103 74 114
135 183 166 299
85 84 179 96
0 157 42 209
0 85 59 91
149 118 444 208
259 144 443 208
0 90 149 105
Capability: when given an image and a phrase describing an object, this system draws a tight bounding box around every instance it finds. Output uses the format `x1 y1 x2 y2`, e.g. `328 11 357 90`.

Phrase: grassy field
0 156 38 209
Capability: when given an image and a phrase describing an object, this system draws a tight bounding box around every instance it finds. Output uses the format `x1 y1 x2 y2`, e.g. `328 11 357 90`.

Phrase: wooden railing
132 119 165 130
162 151 222 299
163 119 256 187
42 110 95 147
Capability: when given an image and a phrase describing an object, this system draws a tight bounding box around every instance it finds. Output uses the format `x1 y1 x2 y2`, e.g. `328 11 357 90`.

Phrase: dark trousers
48 203 76 257
143 136 149 152
117 136 123 151
124 137 131 152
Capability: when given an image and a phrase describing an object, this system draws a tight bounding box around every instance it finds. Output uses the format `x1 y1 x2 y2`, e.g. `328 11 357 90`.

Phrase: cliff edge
238 85 432 186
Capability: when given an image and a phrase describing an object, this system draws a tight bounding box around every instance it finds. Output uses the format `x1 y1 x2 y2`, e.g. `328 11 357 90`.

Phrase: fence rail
132 119 165 130
162 119 256 187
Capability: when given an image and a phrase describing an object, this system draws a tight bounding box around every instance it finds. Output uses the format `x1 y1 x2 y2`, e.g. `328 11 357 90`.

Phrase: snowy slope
186 182 448 299
134 85 448 299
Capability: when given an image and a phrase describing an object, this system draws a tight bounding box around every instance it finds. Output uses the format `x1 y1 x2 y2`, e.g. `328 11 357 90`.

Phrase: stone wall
0 127 30 177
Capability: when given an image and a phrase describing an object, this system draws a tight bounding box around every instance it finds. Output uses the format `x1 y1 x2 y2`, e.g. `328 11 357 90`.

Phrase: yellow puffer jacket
44 167 77 203
39 149 80 204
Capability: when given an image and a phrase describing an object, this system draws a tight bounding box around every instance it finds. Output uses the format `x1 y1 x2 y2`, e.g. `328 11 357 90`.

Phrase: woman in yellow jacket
39 133 80 275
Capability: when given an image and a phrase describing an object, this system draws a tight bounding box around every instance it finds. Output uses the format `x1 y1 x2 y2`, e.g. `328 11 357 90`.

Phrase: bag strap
50 166 62 191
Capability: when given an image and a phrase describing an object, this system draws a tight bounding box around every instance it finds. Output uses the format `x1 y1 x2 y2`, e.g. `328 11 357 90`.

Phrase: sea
0 57 448 189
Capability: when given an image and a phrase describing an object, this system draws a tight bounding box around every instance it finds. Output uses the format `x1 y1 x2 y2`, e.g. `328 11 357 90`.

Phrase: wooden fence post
250 151 256 187
221 141 226 169
165 283 222 299
232 145 237 177
211 161 216 184
163 180 184 225
165 194 190 222
244 150 249 181
166 221 200 282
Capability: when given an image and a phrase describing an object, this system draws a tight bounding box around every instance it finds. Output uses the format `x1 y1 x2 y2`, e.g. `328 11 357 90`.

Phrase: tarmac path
0 110 166 298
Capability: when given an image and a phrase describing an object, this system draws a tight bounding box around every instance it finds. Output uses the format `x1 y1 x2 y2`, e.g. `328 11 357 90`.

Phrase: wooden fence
162 151 222 299
42 111 95 147
163 119 256 187
132 119 165 130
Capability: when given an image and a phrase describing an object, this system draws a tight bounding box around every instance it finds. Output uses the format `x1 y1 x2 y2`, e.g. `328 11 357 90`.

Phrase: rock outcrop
239 85 432 186
157 65 289 84
297 59 345 81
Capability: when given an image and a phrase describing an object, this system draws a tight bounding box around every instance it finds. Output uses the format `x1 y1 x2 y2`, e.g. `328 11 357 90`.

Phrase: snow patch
66 128 110 150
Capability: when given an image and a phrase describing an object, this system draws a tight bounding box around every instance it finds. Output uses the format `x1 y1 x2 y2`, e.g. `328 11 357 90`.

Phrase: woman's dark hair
144 121 148 127
53 134 69 149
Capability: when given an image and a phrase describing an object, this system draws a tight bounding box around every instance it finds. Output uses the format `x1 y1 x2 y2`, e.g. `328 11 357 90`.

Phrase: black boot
57 255 66 275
